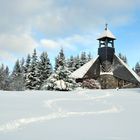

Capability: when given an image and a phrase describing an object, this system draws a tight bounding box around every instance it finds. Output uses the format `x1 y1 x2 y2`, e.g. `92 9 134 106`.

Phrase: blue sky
0 0 140 70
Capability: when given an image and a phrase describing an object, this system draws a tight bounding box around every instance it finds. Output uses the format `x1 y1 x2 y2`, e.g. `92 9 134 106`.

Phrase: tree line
0 49 92 91
0 50 140 91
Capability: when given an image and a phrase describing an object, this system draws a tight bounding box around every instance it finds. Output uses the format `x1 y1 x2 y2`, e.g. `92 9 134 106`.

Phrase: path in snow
0 90 122 132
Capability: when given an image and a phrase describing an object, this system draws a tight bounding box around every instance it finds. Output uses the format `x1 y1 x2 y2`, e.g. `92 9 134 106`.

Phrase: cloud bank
0 0 140 67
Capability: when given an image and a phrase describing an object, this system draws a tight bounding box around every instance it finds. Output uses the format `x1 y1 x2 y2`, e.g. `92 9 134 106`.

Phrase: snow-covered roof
71 56 99 79
97 28 116 40
115 55 140 83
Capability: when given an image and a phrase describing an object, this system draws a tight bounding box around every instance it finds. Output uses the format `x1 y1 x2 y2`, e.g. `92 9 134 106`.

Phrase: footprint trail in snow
0 90 122 132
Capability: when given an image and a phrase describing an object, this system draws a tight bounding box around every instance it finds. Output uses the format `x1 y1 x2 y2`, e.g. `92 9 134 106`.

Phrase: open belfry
71 25 140 89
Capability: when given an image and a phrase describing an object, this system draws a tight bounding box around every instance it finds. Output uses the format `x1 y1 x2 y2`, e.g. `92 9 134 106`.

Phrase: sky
0 0 140 70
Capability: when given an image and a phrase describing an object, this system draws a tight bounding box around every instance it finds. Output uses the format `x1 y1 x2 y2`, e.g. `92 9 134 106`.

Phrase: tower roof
97 25 116 40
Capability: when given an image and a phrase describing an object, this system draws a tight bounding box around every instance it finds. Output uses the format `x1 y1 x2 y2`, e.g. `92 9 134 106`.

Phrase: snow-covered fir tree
42 65 76 91
0 64 5 90
58 48 65 66
37 52 52 89
24 54 31 86
10 59 25 91
67 56 75 72
87 52 92 61
74 55 81 70
0 64 10 90
135 62 140 76
80 52 87 66
3 66 10 90
25 49 40 90
0 65 10 90
54 57 59 72
42 49 76 91
118 53 127 64
67 52 92 72
20 58 25 73
24 54 31 74
54 48 65 71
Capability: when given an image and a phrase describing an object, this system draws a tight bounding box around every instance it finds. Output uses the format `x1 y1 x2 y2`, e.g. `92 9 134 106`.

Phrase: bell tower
71 24 140 89
97 24 116 72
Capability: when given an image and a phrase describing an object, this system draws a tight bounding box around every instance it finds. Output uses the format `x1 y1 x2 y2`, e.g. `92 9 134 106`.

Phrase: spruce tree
3 66 10 90
24 54 31 88
42 64 76 91
0 65 10 90
42 49 76 91
10 59 24 91
67 56 75 72
38 52 52 88
135 62 140 76
80 52 87 66
25 49 40 90
59 48 65 66
87 52 92 61
54 57 59 71
20 58 25 73
74 55 81 70
0 64 5 90
118 53 127 64
24 54 31 74
54 48 65 71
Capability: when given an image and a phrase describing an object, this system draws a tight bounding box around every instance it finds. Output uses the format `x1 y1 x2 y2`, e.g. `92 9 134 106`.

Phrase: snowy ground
0 89 140 140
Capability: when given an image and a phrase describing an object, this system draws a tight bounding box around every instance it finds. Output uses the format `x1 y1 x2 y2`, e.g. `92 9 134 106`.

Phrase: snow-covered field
0 89 140 140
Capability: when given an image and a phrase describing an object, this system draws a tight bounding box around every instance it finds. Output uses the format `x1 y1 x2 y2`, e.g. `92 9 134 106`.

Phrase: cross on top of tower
105 23 108 30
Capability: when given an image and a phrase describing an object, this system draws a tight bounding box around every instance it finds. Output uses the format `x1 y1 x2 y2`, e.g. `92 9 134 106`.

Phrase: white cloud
40 34 98 56
0 0 140 67
0 50 16 64
0 0 139 35
0 33 38 67
40 39 60 49
0 33 38 54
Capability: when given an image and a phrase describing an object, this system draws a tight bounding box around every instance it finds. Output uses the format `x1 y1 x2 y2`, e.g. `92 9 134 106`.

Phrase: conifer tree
80 52 87 66
118 53 127 64
0 64 5 90
74 55 81 70
38 52 52 88
54 57 59 71
3 66 10 90
59 48 65 66
67 56 75 72
42 64 76 91
24 54 31 88
54 48 65 71
0 64 10 90
10 59 24 91
87 52 92 61
20 58 25 73
42 49 76 91
135 62 140 76
25 49 40 90
24 54 31 74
